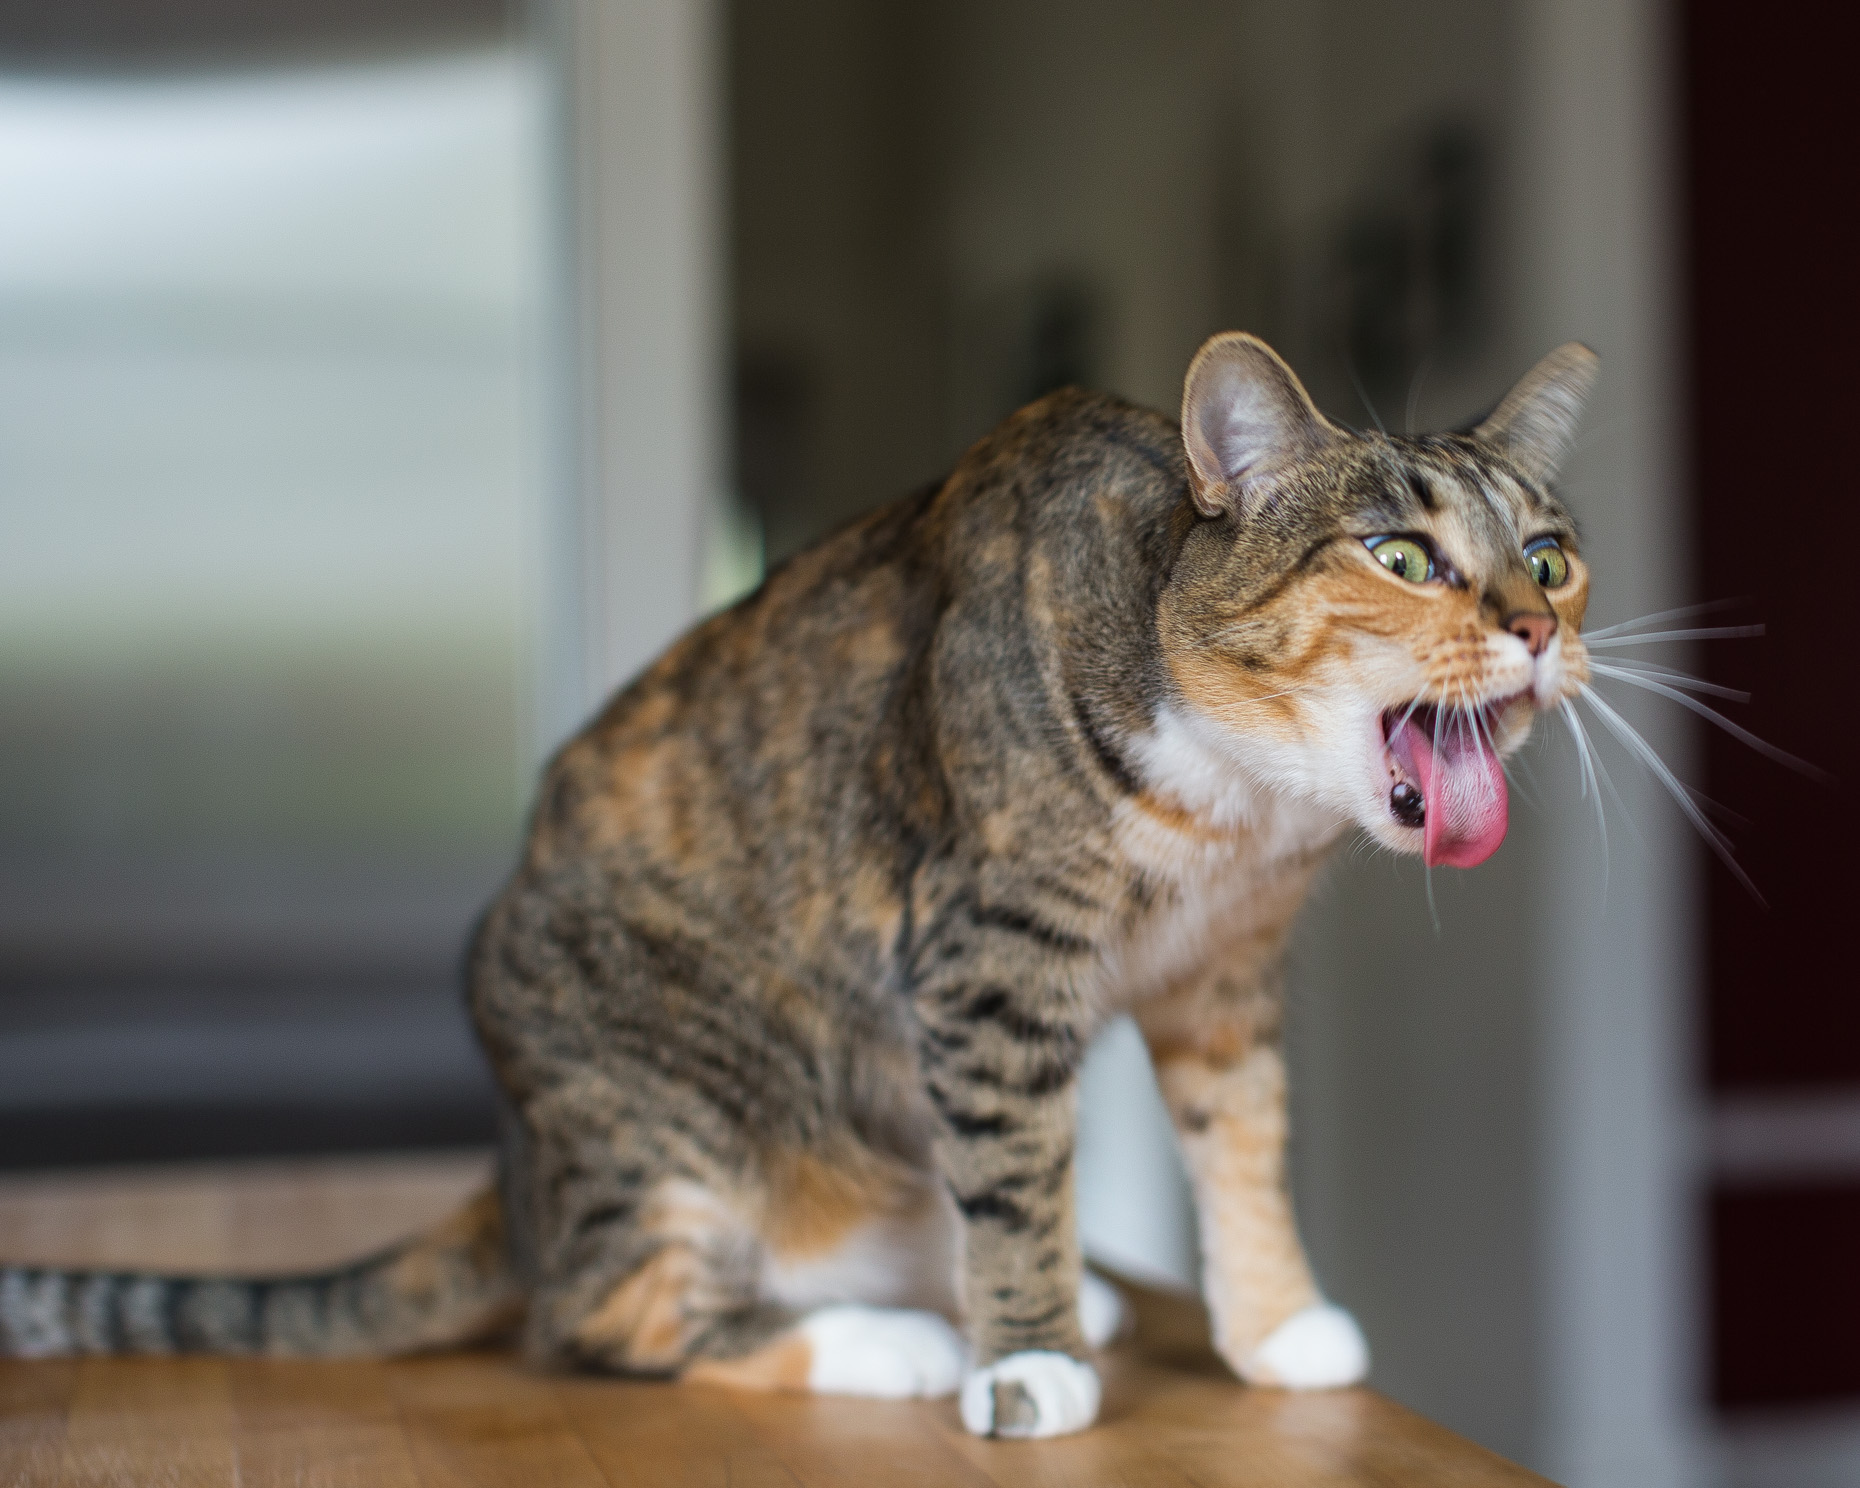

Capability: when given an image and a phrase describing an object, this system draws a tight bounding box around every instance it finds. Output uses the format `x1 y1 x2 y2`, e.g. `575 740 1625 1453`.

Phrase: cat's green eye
1526 540 1570 588
1369 536 1434 584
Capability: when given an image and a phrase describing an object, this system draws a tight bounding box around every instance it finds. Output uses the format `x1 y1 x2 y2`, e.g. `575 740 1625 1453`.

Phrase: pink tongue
1387 715 1510 868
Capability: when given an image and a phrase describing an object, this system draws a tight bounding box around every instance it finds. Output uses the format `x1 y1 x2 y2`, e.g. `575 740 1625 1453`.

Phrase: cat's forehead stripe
1414 445 1543 526
1365 444 1552 571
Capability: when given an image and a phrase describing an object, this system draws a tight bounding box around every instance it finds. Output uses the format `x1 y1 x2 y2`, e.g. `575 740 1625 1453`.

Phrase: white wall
534 0 724 742
1513 1 1708 1481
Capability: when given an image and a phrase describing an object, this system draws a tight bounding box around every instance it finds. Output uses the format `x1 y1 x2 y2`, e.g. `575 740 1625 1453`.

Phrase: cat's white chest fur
1101 705 1344 1006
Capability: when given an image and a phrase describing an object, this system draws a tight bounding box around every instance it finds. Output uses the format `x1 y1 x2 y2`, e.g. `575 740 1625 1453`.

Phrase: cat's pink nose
1506 611 1557 657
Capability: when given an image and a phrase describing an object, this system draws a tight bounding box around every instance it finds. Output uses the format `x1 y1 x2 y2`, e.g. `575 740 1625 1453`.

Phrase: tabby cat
0 333 1596 1439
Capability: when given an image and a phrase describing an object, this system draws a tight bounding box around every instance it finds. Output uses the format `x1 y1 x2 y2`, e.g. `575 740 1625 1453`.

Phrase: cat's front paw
959 1351 1101 1438
1242 1302 1369 1388
800 1305 968 1398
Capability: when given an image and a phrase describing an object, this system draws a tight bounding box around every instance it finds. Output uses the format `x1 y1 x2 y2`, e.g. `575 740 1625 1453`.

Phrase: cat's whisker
1560 701 1594 801
1586 712 1641 852
1558 698 1609 888
1587 658 1749 704
1452 687 1478 756
1478 700 1521 795
1577 686 1762 901
1418 700 1447 930
1508 748 1542 809
1678 780 1750 830
1579 597 1749 641
1490 701 1542 809
1452 683 1518 808
1209 684 1311 713
1583 625 1763 649
1570 689 1643 858
1586 665 1827 780
1462 683 1492 750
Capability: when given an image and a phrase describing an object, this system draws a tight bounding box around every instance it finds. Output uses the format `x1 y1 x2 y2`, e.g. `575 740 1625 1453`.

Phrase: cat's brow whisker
1583 625 1763 649
1404 355 1431 436
1586 666 1828 781
1346 354 1388 437
1579 597 1749 641
1588 658 1749 704
1578 686 1762 901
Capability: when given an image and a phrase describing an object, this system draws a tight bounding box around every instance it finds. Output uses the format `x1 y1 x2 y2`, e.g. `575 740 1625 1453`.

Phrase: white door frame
532 0 725 746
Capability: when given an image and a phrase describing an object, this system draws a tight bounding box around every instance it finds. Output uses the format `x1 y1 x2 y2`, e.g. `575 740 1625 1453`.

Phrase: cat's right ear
1472 342 1599 487
1181 333 1338 519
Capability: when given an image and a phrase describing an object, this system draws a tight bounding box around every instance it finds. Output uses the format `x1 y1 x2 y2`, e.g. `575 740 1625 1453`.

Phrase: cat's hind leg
523 1106 966 1398
471 882 966 1399
689 1304 966 1397
560 1171 968 1399
694 1148 967 1397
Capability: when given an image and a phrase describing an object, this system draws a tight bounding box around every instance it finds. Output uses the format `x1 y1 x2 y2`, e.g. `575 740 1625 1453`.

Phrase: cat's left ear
1181 332 1340 518
1473 343 1599 487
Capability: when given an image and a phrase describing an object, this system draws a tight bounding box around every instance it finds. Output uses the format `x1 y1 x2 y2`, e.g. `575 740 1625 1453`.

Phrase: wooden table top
0 1153 1552 1487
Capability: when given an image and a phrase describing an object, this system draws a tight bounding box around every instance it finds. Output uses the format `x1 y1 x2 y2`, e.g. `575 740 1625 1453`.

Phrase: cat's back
519 389 1184 897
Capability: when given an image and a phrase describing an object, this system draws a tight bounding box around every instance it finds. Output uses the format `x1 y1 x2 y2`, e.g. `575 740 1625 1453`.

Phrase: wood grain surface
0 1154 1553 1486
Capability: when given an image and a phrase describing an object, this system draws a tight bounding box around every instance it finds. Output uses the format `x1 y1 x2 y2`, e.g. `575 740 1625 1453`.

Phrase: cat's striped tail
0 1187 519 1358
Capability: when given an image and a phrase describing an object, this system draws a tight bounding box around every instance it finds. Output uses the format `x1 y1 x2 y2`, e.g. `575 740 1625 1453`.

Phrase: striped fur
0 1188 515 1357
3 335 1595 1434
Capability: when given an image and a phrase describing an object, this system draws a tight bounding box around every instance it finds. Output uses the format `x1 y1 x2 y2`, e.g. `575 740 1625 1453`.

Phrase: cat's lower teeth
1390 781 1425 828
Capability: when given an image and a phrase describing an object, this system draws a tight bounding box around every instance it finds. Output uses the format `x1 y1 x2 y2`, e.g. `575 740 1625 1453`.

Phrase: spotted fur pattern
2 336 1595 1436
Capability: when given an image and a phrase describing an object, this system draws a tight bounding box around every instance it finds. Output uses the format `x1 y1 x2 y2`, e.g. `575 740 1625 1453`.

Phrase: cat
0 332 1596 1439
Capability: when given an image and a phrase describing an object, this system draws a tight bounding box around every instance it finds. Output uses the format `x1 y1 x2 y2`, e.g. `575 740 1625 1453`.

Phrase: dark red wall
1688 6 1860 1089
1685 0 1860 1411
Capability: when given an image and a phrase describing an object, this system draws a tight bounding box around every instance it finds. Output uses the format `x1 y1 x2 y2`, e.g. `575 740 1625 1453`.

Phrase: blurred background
0 2 1853 1483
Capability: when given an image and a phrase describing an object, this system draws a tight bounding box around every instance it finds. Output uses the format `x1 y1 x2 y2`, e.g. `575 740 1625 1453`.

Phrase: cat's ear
1181 333 1338 518
1473 343 1599 487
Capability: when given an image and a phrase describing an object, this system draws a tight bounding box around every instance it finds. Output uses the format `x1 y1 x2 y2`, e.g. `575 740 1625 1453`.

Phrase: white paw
799 1305 967 1398
1077 1271 1127 1349
1244 1303 1369 1388
959 1351 1101 1438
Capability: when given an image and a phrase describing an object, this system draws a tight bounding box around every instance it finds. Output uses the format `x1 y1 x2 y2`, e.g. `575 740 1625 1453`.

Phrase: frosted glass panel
0 52 547 966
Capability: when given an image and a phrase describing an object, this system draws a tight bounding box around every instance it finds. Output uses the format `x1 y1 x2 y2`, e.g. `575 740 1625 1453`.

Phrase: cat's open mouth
1380 697 1521 868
